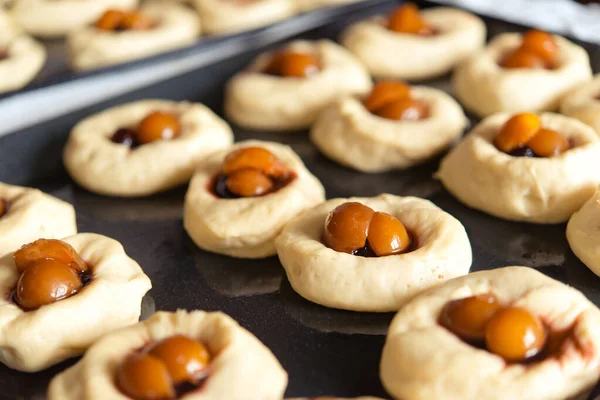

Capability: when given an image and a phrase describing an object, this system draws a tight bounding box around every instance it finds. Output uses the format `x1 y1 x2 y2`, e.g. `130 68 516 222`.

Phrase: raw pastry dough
437 112 600 224
380 266 600 400
224 39 372 131
275 194 472 312
296 0 366 12
68 2 200 71
194 0 295 35
560 74 600 135
10 0 138 38
0 182 77 256
341 7 485 80
184 140 325 258
0 233 151 372
567 188 600 277
48 310 288 400
0 10 46 93
310 86 468 172
453 33 592 118
63 99 233 197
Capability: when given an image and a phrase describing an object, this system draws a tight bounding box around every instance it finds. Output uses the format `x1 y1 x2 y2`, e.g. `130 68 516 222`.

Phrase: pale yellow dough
310 86 468 172
48 310 288 400
184 140 325 258
194 0 295 35
0 10 46 93
68 2 201 71
560 74 600 135
63 99 233 197
275 194 472 312
10 0 138 38
224 39 372 131
453 33 592 118
341 7 486 80
380 267 600 400
567 188 600 277
0 233 151 372
295 0 366 12
0 182 77 256
437 112 600 224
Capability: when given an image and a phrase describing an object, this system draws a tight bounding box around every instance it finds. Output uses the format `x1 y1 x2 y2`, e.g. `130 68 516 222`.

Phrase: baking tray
0 0 388 101
2 1 600 398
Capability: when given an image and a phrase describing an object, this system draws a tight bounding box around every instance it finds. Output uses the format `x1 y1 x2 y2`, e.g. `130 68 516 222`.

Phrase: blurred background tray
0 0 393 101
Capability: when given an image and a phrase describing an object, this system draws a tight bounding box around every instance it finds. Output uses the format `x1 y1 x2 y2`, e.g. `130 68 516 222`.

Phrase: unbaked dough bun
310 86 468 172
295 0 366 12
0 182 77 256
453 32 592 118
224 39 372 131
68 2 200 71
560 74 600 135
0 10 46 93
380 266 600 400
567 188 600 277
184 140 325 258
194 0 295 35
437 112 600 224
63 99 233 197
275 194 472 312
10 0 138 38
0 233 151 372
341 7 485 81
48 310 288 400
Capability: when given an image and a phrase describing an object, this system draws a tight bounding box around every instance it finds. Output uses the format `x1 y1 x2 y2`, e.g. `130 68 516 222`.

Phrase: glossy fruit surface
521 29 557 64
501 48 547 69
485 306 547 362
13 239 87 273
374 98 428 121
441 294 502 341
494 113 541 153
136 111 181 144
364 81 411 113
367 212 411 256
387 3 434 35
95 10 125 31
264 51 320 78
226 169 274 197
222 147 286 177
15 260 83 311
527 128 570 157
323 202 375 254
117 353 175 400
148 334 211 384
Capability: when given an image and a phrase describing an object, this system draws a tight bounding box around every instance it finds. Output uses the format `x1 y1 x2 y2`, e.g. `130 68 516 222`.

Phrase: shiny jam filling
210 147 296 199
263 50 321 78
10 239 92 311
116 334 211 400
363 81 429 121
439 294 578 363
387 2 436 36
110 111 181 148
494 113 571 158
0 198 8 219
95 9 155 31
322 202 414 257
500 29 558 70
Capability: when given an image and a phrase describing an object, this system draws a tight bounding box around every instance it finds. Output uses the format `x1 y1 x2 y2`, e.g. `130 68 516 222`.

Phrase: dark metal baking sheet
1 1 600 398
0 0 388 101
